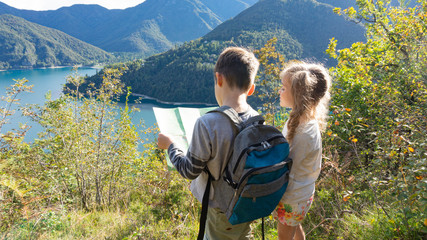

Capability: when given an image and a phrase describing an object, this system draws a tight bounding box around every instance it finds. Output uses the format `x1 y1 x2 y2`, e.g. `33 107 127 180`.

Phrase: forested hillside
0 15 113 69
80 0 366 104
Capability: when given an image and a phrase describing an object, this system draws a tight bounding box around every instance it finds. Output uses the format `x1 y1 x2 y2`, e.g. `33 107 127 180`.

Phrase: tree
253 37 288 128
29 67 143 210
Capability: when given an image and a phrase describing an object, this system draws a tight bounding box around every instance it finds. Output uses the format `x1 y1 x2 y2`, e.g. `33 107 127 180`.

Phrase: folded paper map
153 106 217 169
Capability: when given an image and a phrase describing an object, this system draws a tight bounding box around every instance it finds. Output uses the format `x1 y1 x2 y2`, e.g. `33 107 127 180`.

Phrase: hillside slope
203 0 366 63
0 14 113 69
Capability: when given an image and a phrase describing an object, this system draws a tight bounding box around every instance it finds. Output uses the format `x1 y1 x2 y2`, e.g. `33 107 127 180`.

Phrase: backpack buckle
223 176 238 189
261 141 271 149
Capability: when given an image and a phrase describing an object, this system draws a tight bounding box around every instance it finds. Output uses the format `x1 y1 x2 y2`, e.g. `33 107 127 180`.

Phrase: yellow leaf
352 138 358 143
327 131 332 136
408 147 414 152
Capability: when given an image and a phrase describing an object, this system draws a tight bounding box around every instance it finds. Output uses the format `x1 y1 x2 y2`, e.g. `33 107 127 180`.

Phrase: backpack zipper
232 135 285 174
235 165 269 189
235 161 288 190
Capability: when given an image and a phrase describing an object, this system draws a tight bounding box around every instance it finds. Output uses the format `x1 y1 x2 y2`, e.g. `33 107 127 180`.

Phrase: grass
1 170 281 240
1 147 425 240
2 171 426 239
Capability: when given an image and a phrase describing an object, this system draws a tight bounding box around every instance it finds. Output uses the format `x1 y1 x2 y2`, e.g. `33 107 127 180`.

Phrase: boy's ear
247 84 255 96
215 72 223 87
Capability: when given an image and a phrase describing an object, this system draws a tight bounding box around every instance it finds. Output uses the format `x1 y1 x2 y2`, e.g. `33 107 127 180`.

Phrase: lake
0 67 214 142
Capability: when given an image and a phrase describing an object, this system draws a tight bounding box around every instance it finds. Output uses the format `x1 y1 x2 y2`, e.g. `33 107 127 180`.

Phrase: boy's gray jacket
168 105 259 209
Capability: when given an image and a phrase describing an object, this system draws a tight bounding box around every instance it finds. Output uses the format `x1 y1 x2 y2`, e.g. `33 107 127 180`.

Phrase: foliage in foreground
0 70 275 239
254 0 426 239
318 0 426 238
0 69 194 239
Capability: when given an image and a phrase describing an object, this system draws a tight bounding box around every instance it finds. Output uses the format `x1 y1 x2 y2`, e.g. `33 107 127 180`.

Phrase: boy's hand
157 133 173 149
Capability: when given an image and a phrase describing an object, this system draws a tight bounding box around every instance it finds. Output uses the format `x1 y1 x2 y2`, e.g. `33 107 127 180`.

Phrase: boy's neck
221 93 250 113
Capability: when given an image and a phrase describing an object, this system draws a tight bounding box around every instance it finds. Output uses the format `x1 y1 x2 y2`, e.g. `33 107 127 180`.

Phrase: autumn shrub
1 68 150 238
319 0 426 238
0 79 41 231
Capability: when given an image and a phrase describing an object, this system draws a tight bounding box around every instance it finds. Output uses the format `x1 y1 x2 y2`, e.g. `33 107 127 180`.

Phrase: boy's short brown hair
214 47 259 91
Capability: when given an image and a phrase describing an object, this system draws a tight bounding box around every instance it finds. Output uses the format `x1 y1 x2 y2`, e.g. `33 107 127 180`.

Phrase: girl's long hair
280 62 331 142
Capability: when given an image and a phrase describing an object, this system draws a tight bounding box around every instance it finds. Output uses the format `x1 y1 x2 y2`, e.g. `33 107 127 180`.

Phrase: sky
0 0 146 10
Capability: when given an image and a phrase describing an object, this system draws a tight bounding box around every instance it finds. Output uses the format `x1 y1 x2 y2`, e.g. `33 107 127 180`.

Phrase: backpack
197 106 292 240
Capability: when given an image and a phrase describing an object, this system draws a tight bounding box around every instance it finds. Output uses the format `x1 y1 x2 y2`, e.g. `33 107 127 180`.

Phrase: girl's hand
157 133 173 149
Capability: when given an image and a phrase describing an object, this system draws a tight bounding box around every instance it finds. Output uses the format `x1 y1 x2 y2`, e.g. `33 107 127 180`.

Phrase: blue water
0 67 200 142
0 67 97 104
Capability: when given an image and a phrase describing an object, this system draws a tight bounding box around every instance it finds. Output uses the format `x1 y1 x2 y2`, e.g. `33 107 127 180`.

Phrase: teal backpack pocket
229 181 289 225
228 163 290 225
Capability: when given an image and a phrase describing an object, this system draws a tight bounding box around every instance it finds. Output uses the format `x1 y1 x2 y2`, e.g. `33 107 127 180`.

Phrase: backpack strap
207 106 243 132
198 106 259 238
207 106 242 188
241 115 265 129
209 106 265 130
197 170 213 240
262 217 265 240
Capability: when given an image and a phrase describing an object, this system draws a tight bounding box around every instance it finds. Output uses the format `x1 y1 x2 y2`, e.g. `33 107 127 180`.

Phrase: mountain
202 0 367 64
315 0 356 9
0 14 113 69
0 3 115 44
90 0 222 53
0 0 257 55
200 0 259 20
80 0 366 104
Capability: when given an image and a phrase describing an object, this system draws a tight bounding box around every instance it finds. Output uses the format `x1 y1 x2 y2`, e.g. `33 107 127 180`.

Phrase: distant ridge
203 0 366 63
0 14 113 69
80 0 366 104
0 0 257 56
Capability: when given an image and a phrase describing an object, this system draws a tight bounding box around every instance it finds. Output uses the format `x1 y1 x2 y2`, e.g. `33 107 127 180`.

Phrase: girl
273 62 331 240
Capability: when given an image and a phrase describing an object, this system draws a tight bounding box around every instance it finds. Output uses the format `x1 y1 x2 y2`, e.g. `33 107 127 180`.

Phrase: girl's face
279 74 294 108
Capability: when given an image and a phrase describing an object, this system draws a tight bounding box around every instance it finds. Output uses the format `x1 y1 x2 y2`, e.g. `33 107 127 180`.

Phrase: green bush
322 0 426 238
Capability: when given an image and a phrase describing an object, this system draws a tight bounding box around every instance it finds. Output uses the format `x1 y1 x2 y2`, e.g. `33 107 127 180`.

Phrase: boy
157 47 259 240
